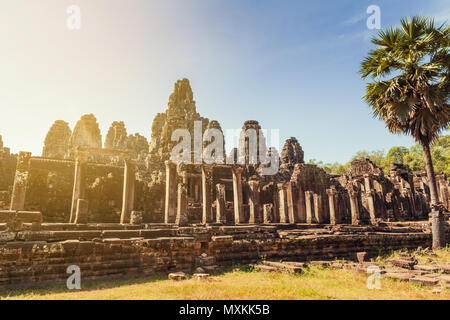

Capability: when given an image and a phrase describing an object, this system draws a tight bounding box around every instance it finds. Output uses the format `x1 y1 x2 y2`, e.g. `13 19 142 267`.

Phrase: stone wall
0 223 447 289
24 158 125 223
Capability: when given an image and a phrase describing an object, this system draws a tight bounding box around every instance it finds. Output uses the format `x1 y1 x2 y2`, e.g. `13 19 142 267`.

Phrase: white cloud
342 12 366 26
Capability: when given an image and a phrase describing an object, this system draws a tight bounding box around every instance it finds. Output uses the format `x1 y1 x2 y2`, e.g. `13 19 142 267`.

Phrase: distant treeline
308 135 449 176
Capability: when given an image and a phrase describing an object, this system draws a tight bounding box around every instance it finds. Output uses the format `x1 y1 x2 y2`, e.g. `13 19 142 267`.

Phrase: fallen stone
168 272 186 281
436 264 450 274
195 267 205 273
414 264 441 272
356 252 368 263
193 273 210 280
386 258 417 270
254 265 278 272
384 272 415 281
438 274 450 284
262 261 303 273
309 261 332 267
409 276 439 286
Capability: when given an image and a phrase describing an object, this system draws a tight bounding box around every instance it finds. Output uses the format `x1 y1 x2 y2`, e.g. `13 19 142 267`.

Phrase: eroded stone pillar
278 183 289 223
366 190 376 224
327 188 338 225
216 184 226 224
176 182 188 226
10 151 32 212
202 165 213 224
248 180 260 224
232 166 244 224
296 184 306 223
286 182 296 224
313 193 324 224
120 159 136 224
263 203 273 223
164 160 177 224
70 150 88 223
305 191 316 224
350 190 360 225
364 174 372 191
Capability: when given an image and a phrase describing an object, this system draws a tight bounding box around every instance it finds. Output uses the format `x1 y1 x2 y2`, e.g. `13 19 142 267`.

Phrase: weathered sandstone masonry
0 222 447 289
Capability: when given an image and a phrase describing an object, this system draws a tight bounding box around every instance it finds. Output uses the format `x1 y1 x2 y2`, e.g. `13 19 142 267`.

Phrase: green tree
360 16 450 248
351 150 385 168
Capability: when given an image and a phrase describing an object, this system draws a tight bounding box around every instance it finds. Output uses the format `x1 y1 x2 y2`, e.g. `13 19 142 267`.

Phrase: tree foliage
309 134 449 176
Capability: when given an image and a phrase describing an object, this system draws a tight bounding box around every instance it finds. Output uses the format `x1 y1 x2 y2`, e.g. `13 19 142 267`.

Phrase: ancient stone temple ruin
0 78 448 288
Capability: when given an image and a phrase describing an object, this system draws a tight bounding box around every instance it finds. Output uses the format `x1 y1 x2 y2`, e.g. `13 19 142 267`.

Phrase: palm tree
360 16 449 249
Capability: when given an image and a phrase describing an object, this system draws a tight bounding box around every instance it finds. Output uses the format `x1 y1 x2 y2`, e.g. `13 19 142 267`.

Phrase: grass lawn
1 248 449 300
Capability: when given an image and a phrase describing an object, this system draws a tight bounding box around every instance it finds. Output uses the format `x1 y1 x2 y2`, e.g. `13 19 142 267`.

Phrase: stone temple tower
42 120 72 159
67 114 102 158
147 78 210 165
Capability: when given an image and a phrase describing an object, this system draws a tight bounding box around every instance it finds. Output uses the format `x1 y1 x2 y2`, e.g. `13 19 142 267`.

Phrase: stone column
350 190 360 225
286 182 296 224
272 187 280 222
70 150 88 223
10 151 32 211
366 190 376 224
364 174 372 191
327 188 338 225
120 159 136 224
216 184 226 224
201 165 213 224
164 160 177 224
305 191 316 224
74 199 88 224
232 166 244 224
248 180 260 224
296 184 306 223
175 182 188 226
313 193 324 223
278 183 289 223
263 203 273 223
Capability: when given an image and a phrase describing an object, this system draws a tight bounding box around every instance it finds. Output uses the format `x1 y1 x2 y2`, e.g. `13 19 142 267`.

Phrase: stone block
168 272 186 281
193 273 210 280
356 251 368 263
409 276 439 286
130 211 143 225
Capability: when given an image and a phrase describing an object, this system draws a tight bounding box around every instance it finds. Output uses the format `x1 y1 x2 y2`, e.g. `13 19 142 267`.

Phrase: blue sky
0 0 448 163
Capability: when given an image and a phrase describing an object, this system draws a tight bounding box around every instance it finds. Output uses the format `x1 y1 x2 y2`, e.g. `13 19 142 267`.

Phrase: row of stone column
163 160 369 226
165 161 246 226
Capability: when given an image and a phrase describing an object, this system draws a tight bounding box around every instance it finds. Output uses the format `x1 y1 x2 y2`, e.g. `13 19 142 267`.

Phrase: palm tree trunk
422 143 439 206
422 142 444 249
